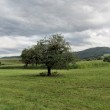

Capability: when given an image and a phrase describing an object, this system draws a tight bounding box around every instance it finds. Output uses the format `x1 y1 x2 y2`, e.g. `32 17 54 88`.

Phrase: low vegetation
103 55 110 62
76 60 110 69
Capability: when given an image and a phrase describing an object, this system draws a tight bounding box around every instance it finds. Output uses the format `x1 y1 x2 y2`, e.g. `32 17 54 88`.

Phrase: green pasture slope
0 59 110 110
0 58 23 69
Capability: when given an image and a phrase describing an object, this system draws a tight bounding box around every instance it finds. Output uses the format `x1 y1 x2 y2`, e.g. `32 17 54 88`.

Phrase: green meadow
0 59 110 110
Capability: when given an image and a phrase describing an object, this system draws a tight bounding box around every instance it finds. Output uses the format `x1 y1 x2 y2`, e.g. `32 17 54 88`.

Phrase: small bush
103 56 110 62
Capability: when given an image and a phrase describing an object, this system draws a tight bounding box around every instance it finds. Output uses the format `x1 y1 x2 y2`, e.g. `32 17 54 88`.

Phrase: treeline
21 34 75 76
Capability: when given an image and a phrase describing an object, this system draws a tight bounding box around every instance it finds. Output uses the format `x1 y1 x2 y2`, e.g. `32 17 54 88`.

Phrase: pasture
0 59 110 110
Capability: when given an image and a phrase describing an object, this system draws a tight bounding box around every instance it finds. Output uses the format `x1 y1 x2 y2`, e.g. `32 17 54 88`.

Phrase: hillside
1 56 20 59
1 47 110 60
75 47 110 59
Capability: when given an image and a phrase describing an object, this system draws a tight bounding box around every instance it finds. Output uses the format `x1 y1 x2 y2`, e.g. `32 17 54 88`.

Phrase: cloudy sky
0 0 110 57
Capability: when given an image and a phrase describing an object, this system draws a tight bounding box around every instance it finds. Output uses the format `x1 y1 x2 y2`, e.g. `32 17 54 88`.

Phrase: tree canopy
21 34 74 76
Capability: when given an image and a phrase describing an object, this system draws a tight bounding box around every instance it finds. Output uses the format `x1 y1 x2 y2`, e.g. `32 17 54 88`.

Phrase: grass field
0 59 110 110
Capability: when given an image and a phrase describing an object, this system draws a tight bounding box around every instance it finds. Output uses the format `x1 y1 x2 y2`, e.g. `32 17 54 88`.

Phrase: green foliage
35 34 72 67
21 48 35 67
103 55 110 62
21 34 74 75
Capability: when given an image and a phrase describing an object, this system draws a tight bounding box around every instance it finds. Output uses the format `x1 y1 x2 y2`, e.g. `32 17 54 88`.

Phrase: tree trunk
47 67 51 76
32 63 34 67
24 63 28 68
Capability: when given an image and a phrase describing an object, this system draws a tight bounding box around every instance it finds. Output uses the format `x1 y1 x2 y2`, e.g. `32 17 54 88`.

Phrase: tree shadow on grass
9 72 64 79
27 72 64 78
36 72 64 77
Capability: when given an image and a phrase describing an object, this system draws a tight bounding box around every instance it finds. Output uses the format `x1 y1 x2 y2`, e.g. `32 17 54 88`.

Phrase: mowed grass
0 66 110 110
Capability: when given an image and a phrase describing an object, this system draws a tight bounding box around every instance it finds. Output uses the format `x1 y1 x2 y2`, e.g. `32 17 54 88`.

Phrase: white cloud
89 28 110 47
0 35 40 57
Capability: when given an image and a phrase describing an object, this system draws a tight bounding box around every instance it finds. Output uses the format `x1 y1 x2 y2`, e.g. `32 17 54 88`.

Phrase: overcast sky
0 0 110 57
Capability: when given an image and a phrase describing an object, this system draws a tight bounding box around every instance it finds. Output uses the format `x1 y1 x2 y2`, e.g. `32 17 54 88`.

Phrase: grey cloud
0 0 110 36
65 30 92 46
0 0 110 56
0 48 20 54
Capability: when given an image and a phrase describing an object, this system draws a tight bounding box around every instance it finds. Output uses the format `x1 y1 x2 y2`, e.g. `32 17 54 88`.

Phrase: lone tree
21 34 74 76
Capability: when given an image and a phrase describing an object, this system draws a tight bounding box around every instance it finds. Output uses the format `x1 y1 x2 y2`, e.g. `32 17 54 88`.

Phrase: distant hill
1 56 20 59
1 47 110 60
75 47 110 60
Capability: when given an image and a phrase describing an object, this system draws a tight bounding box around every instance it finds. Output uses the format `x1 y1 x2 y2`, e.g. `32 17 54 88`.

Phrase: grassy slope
0 66 110 110
0 58 23 69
